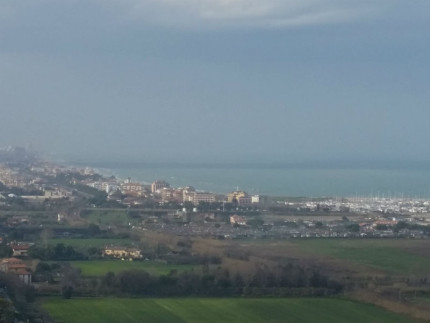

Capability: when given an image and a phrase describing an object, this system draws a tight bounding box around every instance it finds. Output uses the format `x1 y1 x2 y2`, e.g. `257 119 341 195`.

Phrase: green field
44 238 134 249
82 210 140 227
68 260 197 276
42 297 418 323
292 239 430 274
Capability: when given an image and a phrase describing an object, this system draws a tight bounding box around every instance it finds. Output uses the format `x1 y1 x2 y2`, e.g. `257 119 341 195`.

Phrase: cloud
98 0 379 29
0 0 407 31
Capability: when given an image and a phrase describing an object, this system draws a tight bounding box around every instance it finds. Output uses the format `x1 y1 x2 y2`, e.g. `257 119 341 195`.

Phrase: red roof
1 257 22 264
12 245 30 250
8 264 28 269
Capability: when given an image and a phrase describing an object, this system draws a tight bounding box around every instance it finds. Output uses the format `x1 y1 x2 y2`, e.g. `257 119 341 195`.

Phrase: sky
0 0 429 164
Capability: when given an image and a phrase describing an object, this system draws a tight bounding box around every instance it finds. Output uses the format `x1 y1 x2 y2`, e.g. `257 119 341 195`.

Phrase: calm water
92 164 430 198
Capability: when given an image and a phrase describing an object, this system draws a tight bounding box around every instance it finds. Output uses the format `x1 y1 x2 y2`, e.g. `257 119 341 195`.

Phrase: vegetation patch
44 238 133 249
293 239 430 274
81 210 140 227
69 260 196 276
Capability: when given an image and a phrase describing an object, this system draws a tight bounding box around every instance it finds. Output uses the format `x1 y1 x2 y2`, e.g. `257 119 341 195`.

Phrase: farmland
42 297 419 323
291 239 430 275
67 260 197 276
224 238 430 276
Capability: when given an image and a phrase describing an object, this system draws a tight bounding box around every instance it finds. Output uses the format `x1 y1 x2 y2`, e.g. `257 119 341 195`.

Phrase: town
1 146 430 322
1 147 429 242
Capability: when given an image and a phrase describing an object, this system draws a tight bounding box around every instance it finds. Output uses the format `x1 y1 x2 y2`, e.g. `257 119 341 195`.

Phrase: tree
88 223 101 236
33 262 54 283
393 221 408 233
62 286 73 299
247 218 264 227
0 272 35 308
102 272 116 287
61 264 81 299
0 245 12 258
315 221 324 229
54 243 66 259
40 228 52 248
115 270 154 295
232 273 245 292
375 224 388 231
0 299 14 323
310 270 328 288
346 223 360 233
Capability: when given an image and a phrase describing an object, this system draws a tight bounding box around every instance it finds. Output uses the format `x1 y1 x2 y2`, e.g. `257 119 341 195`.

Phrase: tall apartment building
227 191 248 203
191 192 215 204
151 180 170 193
183 187 215 204
121 182 144 195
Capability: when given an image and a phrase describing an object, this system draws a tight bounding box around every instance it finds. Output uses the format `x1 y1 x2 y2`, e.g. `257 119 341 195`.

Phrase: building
183 190 215 204
11 244 30 257
105 183 120 194
88 181 119 194
227 191 249 204
237 196 252 206
159 187 176 203
230 215 247 226
0 258 32 284
103 247 142 259
151 180 170 193
251 195 260 204
182 187 196 202
121 182 144 196
192 192 215 204
7 217 29 227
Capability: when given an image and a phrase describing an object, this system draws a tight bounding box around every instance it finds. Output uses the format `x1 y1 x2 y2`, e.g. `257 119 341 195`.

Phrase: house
230 215 247 226
7 217 29 227
11 244 31 257
103 247 142 259
0 257 21 271
372 220 398 228
0 258 32 284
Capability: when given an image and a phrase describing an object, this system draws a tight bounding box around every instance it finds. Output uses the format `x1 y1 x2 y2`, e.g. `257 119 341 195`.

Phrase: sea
80 161 430 198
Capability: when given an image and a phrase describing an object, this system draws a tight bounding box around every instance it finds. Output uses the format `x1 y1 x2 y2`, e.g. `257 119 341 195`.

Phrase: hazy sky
0 0 429 163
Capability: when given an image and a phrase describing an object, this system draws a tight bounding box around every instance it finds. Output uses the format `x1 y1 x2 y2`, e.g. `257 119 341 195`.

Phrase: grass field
292 239 430 275
82 210 140 227
42 297 419 323
44 238 134 249
68 260 197 276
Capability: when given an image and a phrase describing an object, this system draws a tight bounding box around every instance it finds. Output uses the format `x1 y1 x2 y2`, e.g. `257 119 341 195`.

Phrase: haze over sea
81 160 430 198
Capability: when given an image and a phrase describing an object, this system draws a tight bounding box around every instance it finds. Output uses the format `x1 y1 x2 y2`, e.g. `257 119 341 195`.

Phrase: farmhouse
103 247 142 259
11 243 31 257
0 257 32 284
7 217 29 227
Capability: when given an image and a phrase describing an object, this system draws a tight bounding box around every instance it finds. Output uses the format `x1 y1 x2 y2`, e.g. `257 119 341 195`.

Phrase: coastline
74 161 430 198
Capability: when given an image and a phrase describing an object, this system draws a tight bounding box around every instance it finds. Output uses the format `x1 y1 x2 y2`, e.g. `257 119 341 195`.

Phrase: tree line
62 263 343 298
